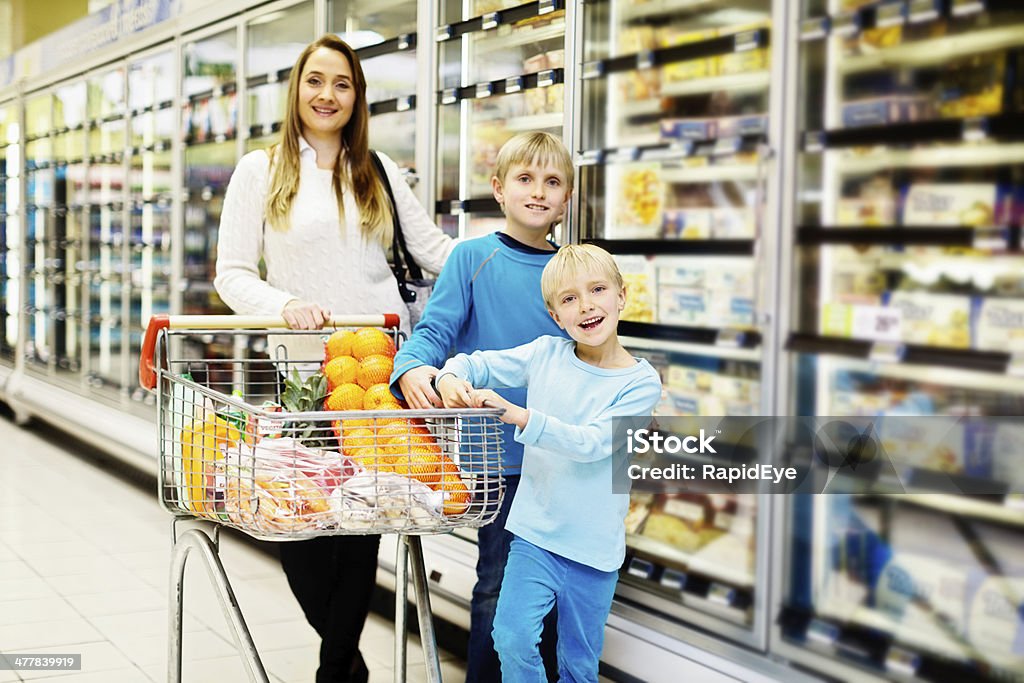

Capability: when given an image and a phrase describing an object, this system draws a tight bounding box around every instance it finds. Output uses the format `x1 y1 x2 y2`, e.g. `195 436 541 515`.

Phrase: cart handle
139 313 401 390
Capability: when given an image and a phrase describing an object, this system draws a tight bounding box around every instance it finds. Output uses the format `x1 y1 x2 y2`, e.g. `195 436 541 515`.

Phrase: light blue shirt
441 336 662 571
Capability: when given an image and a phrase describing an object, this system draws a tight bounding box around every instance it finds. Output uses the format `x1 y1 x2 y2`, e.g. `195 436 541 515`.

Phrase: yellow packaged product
658 27 717 84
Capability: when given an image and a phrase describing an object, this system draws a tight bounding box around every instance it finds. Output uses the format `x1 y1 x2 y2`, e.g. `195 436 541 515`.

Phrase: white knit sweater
214 138 454 334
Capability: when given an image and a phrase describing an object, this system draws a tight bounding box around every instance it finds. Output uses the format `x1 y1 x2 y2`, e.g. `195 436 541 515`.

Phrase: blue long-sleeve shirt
389 232 567 472
441 336 662 571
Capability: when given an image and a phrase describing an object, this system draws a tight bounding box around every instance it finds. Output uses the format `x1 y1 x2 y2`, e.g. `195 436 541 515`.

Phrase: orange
351 448 394 472
363 383 400 410
325 329 355 360
438 473 471 515
351 327 396 361
325 383 365 412
389 445 447 486
356 354 394 390
342 427 378 456
324 355 358 390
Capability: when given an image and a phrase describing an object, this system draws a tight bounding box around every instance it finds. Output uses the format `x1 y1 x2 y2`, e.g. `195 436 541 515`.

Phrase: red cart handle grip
139 313 401 390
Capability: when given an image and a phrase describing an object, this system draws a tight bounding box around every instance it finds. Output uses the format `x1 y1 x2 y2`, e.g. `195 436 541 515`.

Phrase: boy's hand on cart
398 366 443 408
282 299 331 330
471 390 528 428
436 373 474 408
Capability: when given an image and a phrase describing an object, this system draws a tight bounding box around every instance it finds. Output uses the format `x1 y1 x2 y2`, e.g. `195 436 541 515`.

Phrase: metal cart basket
140 314 505 682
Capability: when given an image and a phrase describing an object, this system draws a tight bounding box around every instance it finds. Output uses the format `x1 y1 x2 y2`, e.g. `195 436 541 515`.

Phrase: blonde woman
214 35 453 683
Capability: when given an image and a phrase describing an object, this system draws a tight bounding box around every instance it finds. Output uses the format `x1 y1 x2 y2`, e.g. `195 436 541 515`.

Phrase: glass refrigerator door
245 1 314 153
577 0 775 647
329 0 419 170
435 0 567 239
777 1 1024 681
53 81 87 378
127 50 175 405
1 103 20 364
85 65 127 395
182 26 239 365
24 92 55 372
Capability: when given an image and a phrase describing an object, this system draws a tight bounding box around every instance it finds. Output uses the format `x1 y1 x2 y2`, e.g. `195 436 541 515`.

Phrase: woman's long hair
264 35 393 248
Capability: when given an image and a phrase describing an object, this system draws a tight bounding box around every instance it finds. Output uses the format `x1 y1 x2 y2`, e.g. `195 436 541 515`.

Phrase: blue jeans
492 537 618 683
466 476 557 682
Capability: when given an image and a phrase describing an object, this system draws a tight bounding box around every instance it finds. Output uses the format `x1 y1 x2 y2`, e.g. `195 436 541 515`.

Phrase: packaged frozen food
836 197 896 226
841 96 932 128
660 118 717 141
609 163 664 237
710 207 756 238
974 297 1024 353
716 114 768 138
658 286 707 326
936 52 1006 119
625 493 654 535
657 27 717 83
662 208 712 239
615 255 657 323
902 183 1000 226
884 291 972 348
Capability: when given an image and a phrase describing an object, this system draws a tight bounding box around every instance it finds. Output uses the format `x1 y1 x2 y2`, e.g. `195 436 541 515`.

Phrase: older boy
436 244 662 682
389 132 573 680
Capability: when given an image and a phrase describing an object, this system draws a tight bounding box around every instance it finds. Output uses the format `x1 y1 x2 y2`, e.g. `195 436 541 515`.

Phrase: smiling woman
212 34 455 683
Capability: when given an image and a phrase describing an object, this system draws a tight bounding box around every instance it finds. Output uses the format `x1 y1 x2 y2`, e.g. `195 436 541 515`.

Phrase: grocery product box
662 208 712 239
841 96 932 128
716 114 768 138
820 302 901 342
902 183 1001 227
936 52 1006 119
615 255 657 324
658 27 717 83
660 118 717 141
884 291 973 348
608 163 664 238
667 365 714 392
657 259 706 288
974 297 1024 353
836 197 896 226
657 388 701 416
658 285 708 326
710 207 755 238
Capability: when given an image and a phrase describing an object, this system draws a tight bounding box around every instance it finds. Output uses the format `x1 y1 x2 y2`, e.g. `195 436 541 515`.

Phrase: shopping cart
140 314 505 683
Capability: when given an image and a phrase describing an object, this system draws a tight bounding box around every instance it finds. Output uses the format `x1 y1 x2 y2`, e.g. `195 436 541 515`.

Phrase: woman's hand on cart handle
473 390 526 428
282 299 332 330
436 373 474 408
398 366 443 409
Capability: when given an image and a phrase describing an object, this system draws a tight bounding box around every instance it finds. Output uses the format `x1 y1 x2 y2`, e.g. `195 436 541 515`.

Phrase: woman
214 35 454 683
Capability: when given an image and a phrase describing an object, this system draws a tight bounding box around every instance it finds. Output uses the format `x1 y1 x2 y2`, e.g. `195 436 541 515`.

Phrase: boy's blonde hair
541 244 624 309
494 131 574 188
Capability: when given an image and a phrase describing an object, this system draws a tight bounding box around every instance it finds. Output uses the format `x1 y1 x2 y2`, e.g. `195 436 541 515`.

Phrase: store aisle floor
0 414 467 682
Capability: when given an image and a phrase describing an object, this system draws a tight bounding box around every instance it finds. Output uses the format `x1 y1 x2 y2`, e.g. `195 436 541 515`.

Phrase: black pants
279 534 381 683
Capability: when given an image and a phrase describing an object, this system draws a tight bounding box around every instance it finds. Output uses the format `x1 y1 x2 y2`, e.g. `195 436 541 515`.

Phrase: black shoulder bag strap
369 150 422 303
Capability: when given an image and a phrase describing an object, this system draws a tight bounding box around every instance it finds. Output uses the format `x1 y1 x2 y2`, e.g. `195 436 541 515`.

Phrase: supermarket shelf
185 82 237 104
622 335 761 362
834 353 1024 396
787 333 1018 377
796 225 1022 250
805 114 1024 151
471 21 564 54
661 71 771 98
582 29 768 79
440 68 563 104
839 21 1024 74
831 142 1024 175
621 321 761 349
588 238 755 257
779 605 988 682
874 493 1024 527
435 0 564 43
662 163 758 184
369 96 417 116
627 533 755 589
435 196 502 215
357 33 417 61
617 98 664 117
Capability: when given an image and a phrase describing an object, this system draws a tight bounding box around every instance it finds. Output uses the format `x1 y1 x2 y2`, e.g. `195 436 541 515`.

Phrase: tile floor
0 414 466 682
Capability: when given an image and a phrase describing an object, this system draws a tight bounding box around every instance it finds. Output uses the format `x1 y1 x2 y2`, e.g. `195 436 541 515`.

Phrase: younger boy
435 244 662 682
389 132 573 681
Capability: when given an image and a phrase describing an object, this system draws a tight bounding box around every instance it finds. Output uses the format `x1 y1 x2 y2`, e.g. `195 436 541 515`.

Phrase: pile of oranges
321 328 471 515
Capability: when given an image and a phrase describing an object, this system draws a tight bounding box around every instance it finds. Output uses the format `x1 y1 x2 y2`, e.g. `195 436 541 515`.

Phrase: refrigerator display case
434 0 567 239
1 101 20 365
85 64 127 397
24 91 56 373
329 0 420 170
575 0 778 649
126 48 175 404
776 1 1024 680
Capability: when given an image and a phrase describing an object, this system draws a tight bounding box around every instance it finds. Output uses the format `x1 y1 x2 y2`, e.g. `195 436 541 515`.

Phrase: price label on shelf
851 305 902 343
869 341 906 365
800 17 829 41
627 557 655 579
951 0 985 17
908 0 942 23
660 569 687 590
1007 354 1024 378
807 619 840 647
885 647 921 676
876 1 908 27
830 11 860 38
707 583 735 607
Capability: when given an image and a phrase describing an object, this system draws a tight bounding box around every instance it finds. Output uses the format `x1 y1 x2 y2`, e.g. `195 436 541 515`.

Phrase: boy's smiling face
549 272 626 350
492 161 571 238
